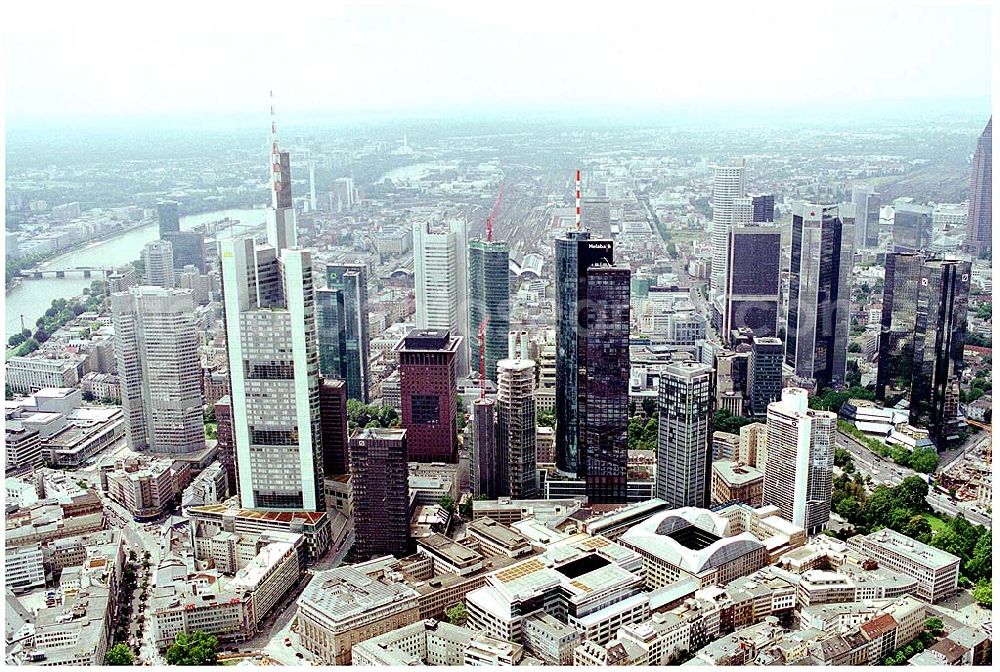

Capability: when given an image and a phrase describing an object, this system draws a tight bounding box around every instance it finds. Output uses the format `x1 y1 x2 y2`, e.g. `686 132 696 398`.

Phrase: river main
5 208 267 338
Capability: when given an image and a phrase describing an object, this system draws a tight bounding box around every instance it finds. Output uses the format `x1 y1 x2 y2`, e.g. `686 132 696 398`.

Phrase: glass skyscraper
554 231 630 503
965 118 992 256
317 264 370 403
878 253 970 443
468 239 510 383
892 200 933 253
723 225 781 342
655 361 715 508
580 266 630 503
786 203 855 387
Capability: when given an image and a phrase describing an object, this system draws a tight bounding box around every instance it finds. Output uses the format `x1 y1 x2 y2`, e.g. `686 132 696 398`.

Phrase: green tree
909 447 939 474
833 496 862 522
445 602 468 626
537 410 556 428
439 495 456 514
930 528 966 558
964 533 992 582
924 617 944 636
713 409 754 434
972 580 992 607
165 631 218 666
848 342 862 353
903 515 933 544
833 447 851 467
105 643 134 665
894 476 930 512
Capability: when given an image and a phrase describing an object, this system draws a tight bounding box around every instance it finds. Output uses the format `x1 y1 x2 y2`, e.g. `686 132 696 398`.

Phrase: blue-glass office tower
468 240 510 383
317 263 370 403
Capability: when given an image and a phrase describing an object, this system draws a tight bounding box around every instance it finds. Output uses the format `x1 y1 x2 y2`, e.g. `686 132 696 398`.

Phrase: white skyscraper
709 163 746 303
218 120 323 511
219 238 323 511
413 219 470 375
142 239 175 288
496 357 537 499
763 388 835 535
112 286 204 453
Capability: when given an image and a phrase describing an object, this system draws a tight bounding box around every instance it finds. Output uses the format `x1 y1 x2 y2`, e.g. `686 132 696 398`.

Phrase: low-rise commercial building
851 528 960 603
711 461 764 507
152 537 301 649
28 587 112 665
104 455 190 519
5 356 85 394
618 508 767 589
297 556 422 665
5 544 45 593
466 534 647 645
351 619 519 666
465 517 534 559
186 503 332 563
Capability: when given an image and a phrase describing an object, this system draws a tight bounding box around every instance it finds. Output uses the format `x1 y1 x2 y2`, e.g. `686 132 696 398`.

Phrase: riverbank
5 208 267 338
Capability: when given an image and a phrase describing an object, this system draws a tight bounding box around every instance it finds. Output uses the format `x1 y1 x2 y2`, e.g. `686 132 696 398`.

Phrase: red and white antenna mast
575 169 582 230
486 184 505 242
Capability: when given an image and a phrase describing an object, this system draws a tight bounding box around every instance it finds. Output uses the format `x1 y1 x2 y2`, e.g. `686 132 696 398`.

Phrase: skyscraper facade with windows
219 237 323 510
157 200 180 237
748 337 784 417
763 388 835 535
785 203 855 387
316 263 370 403
468 239 510 384
413 220 469 375
709 164 746 301
892 200 933 253
142 239 175 288
112 286 205 454
655 361 715 508
496 358 537 499
162 230 207 274
877 253 970 443
350 428 410 561
554 231 630 503
319 378 349 477
722 226 781 342
395 329 462 463
579 266 631 503
851 185 881 250
472 398 498 499
965 117 992 256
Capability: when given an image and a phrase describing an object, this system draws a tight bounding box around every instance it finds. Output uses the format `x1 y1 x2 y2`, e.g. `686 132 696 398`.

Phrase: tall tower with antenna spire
216 93 324 512
267 91 297 251
554 168 630 503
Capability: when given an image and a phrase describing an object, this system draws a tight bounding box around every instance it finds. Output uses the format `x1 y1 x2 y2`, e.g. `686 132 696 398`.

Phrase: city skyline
2 2 993 665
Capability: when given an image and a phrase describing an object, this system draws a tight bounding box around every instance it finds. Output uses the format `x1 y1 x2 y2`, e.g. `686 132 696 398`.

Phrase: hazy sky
5 0 992 127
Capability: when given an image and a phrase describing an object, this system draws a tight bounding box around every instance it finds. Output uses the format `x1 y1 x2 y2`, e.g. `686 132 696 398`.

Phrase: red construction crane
478 318 490 399
486 184 505 242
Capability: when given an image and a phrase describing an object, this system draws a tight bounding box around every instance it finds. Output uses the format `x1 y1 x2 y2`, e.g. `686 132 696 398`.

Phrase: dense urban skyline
2 2 993 668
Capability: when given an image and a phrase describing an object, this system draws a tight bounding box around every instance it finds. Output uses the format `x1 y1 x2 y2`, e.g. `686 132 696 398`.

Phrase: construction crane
478 318 490 400
486 184 505 242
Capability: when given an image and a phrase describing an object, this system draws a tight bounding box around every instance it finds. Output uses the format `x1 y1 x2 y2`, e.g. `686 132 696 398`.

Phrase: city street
837 430 992 527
